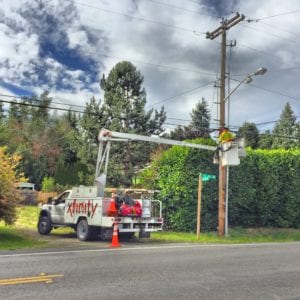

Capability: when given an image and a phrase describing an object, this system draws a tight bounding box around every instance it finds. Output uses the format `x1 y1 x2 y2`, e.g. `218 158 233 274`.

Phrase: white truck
37 129 217 241
37 186 162 240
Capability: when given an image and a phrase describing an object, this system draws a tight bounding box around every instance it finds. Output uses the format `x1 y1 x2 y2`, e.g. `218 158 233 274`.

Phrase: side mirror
47 197 53 204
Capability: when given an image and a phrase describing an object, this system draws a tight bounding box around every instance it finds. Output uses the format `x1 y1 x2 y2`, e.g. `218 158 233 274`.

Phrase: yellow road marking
0 274 64 286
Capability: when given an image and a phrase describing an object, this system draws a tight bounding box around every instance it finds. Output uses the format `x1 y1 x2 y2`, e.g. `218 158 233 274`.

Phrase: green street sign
200 173 217 182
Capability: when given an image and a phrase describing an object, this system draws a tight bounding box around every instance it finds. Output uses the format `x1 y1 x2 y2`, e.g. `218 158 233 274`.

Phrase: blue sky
0 0 299 133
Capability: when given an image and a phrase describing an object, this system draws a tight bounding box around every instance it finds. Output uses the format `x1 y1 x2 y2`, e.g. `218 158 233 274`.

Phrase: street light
223 66 267 237
253 67 267 76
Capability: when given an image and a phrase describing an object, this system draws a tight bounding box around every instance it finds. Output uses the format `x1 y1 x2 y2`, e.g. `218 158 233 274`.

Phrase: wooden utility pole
196 175 202 239
206 13 245 236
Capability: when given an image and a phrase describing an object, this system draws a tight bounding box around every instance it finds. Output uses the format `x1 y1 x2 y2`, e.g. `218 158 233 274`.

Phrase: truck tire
37 216 52 235
76 219 92 241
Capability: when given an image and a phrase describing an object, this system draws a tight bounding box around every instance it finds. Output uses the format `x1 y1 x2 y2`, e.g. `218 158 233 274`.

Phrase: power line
230 78 300 103
3 98 298 140
0 97 169 119
148 81 215 108
73 1 204 35
94 52 216 76
0 32 214 77
258 20 298 37
167 117 191 122
235 43 286 67
263 65 300 73
0 99 86 115
231 62 300 76
148 0 211 17
0 93 87 109
241 23 300 46
252 9 300 20
248 83 300 103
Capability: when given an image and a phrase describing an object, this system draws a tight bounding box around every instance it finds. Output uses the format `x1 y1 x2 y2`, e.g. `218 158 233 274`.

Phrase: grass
0 226 47 250
1 206 300 250
152 227 300 244
14 206 40 229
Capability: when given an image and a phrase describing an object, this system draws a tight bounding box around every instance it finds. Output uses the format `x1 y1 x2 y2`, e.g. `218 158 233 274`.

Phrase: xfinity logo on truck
67 199 98 218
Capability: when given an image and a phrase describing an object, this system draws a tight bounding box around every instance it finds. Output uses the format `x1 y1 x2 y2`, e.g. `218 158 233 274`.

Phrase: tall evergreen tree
238 122 260 149
272 102 299 149
258 130 273 149
169 98 211 141
75 97 105 184
190 97 211 138
169 125 190 141
0 102 5 120
5 93 65 187
0 102 8 146
100 61 165 134
100 61 166 186
32 91 52 123
80 97 104 144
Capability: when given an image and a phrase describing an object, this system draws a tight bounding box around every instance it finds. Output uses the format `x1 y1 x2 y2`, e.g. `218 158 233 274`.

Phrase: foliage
5 92 63 187
140 138 218 231
141 143 300 232
258 130 273 149
190 98 211 138
0 147 24 224
258 103 299 149
237 122 259 148
42 177 56 192
0 226 46 250
100 61 166 186
169 98 211 140
152 228 300 243
0 63 167 189
3 206 300 251
75 97 105 184
272 102 300 149
54 161 88 187
229 148 300 228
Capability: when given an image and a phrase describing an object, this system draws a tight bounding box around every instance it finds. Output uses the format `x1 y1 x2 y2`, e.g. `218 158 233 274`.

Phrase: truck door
51 191 70 224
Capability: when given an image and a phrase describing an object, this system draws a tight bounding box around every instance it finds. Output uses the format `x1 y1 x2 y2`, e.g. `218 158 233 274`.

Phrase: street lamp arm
224 67 267 103
224 76 250 102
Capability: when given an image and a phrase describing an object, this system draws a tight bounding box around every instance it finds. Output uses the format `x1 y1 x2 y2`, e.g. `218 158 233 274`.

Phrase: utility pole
206 13 245 236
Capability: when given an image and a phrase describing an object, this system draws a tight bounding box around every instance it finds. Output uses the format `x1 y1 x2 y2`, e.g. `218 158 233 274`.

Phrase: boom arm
95 129 217 196
98 129 216 151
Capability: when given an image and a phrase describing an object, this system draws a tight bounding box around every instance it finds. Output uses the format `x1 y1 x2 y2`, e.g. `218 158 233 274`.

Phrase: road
1 242 300 299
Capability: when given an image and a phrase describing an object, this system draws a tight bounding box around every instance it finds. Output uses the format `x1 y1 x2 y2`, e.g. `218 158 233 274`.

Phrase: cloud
0 0 299 133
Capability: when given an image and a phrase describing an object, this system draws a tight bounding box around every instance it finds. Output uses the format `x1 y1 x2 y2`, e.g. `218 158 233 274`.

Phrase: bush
229 149 300 228
42 177 55 192
141 138 218 232
0 147 24 224
141 142 300 232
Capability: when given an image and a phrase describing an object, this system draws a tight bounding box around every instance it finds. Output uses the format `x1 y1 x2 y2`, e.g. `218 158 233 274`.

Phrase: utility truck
37 128 224 241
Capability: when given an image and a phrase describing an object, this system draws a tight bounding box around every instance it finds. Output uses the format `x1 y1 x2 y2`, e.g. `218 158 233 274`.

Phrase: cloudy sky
0 0 299 133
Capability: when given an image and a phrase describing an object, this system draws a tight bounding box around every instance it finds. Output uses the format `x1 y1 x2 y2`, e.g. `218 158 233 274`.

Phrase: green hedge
229 149 300 228
145 142 300 232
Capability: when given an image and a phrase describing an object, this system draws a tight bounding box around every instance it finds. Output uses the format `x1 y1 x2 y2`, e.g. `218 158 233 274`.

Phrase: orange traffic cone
110 222 121 248
107 198 118 216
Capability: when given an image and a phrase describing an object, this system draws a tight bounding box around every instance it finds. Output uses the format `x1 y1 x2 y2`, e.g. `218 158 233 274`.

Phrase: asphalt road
1 242 300 300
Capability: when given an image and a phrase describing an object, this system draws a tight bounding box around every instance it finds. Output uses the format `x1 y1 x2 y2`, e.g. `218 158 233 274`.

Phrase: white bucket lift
220 138 246 166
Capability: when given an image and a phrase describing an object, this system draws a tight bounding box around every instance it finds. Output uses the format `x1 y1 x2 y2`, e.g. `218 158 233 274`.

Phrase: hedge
143 141 300 232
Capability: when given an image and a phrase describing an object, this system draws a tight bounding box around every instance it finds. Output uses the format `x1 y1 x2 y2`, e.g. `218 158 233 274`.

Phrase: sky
0 0 299 134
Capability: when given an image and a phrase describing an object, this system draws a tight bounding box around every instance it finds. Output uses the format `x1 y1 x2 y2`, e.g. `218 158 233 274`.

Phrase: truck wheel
76 219 91 241
37 216 52 235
